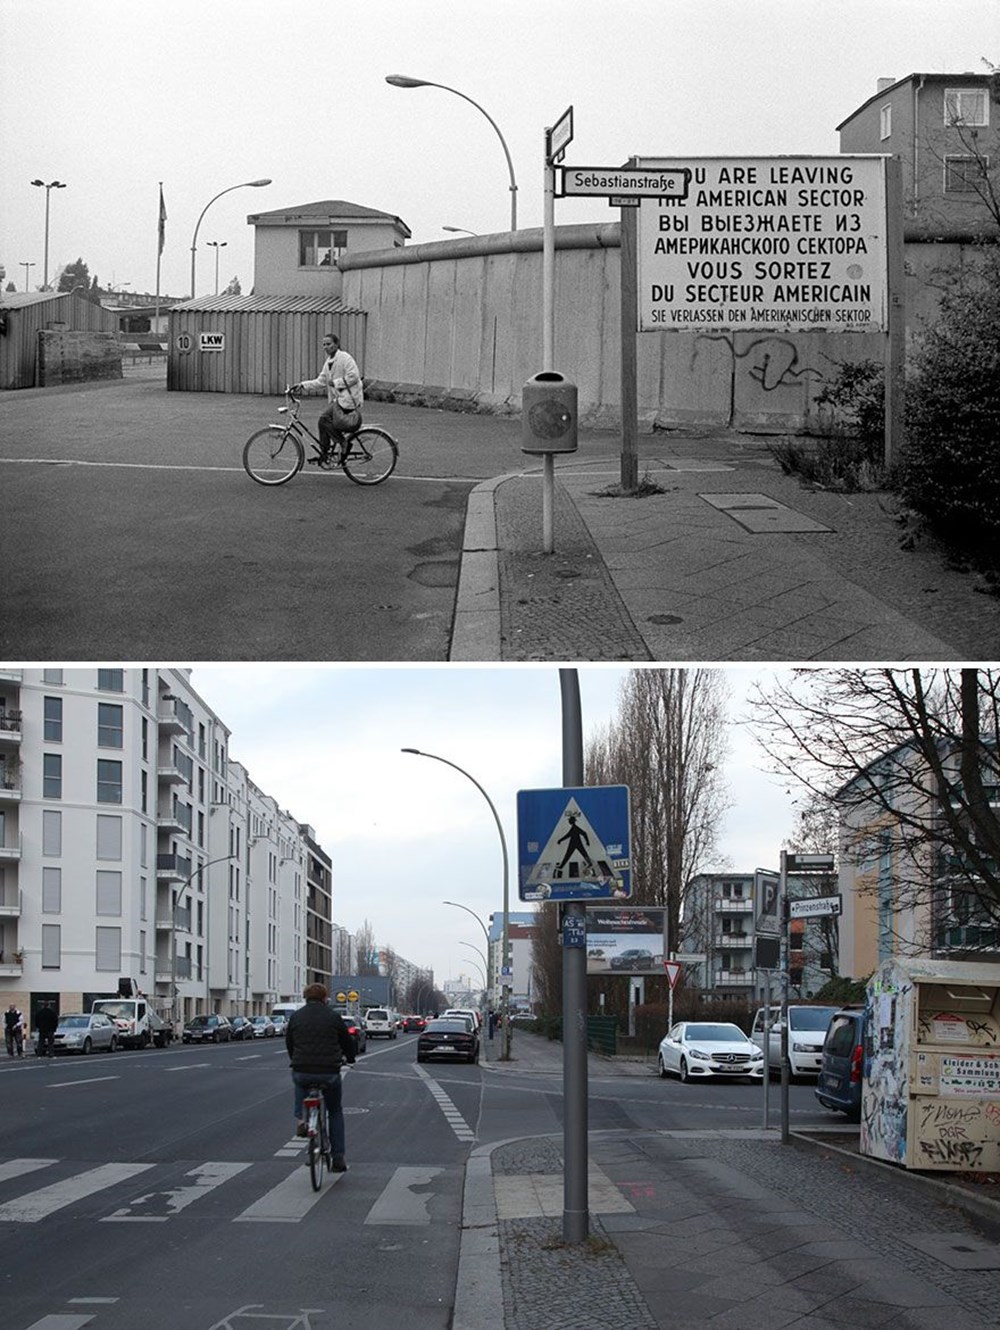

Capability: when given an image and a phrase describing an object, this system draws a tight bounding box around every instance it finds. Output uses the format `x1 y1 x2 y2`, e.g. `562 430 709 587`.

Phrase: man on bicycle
285 983 356 1170
292 332 363 464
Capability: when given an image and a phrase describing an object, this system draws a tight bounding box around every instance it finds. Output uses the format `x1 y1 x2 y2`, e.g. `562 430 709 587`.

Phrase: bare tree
751 668 1000 949
784 799 840 983
529 903 562 1016
354 920 379 976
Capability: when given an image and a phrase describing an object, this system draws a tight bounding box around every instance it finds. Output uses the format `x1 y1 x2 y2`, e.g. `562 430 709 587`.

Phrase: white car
442 1007 481 1030
750 1005 840 1078
657 1021 764 1083
364 1007 397 1038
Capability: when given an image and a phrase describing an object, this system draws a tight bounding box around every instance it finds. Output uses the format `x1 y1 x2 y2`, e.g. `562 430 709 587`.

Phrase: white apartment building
0 667 332 1030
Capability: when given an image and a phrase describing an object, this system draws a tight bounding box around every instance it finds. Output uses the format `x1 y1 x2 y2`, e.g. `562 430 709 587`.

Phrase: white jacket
300 348 364 409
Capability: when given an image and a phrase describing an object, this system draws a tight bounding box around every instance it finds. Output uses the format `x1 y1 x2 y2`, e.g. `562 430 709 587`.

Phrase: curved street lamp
189 179 271 298
403 747 512 1058
386 76 517 232
30 179 66 290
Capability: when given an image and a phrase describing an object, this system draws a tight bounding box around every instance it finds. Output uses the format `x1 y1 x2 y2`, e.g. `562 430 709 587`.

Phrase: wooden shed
0 291 120 389
166 294 367 394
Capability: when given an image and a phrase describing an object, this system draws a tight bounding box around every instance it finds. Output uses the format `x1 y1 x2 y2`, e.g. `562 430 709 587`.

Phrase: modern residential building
488 910 537 1012
0 667 334 1031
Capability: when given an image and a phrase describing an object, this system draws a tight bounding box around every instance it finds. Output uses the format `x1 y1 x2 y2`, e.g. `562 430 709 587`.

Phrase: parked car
183 1014 233 1044
248 1015 276 1039
750 1005 841 1079
417 1018 480 1064
403 1014 426 1032
229 1016 255 1041
51 1012 119 1055
609 949 655 971
364 1008 397 1039
657 1021 764 1083
269 1013 288 1036
815 1007 868 1122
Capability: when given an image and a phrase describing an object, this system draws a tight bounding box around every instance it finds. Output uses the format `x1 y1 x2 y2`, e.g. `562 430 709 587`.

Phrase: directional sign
517 785 631 903
547 105 574 166
558 165 689 200
789 894 842 919
786 853 836 873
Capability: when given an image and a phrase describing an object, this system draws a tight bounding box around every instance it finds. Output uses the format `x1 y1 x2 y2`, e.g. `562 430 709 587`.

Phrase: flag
158 185 167 256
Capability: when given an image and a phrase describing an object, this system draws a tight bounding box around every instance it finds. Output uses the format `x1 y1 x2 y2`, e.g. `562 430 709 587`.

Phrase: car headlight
792 1041 817 1053
750 1049 764 1060
689 1049 712 1060
62 1032 80 1044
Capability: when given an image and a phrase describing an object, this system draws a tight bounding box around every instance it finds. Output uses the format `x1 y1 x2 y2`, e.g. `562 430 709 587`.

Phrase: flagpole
155 182 164 332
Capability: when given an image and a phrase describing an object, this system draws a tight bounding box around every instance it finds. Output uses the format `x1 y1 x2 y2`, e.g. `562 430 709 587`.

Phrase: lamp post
386 76 517 232
190 179 271 298
402 746 512 1059
171 853 239 1017
30 179 66 290
20 262 35 291
207 241 228 295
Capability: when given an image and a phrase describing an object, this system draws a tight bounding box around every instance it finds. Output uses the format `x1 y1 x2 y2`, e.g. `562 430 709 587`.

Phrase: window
96 870 122 916
42 867 61 913
945 155 987 193
42 923 61 968
42 668 63 685
945 88 988 126
98 702 123 748
43 753 62 799
95 926 122 971
97 759 123 804
42 809 61 856
879 103 891 140
43 696 63 741
97 668 124 692
298 228 348 268
97 814 123 861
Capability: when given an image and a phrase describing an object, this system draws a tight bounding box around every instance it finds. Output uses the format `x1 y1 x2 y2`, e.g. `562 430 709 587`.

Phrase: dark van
814 1007 867 1122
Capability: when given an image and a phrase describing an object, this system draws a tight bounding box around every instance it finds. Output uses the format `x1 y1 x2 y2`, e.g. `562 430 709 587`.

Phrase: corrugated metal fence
167 295 367 395
0 292 120 389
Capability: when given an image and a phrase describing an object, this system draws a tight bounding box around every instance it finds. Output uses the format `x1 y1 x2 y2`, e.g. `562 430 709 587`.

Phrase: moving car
403 1014 426 1032
364 1008 397 1039
442 1007 482 1030
657 1021 764 1083
248 1015 276 1038
183 1014 233 1044
51 1012 119 1055
750 1005 840 1079
417 1017 480 1064
340 1013 367 1055
815 1007 868 1121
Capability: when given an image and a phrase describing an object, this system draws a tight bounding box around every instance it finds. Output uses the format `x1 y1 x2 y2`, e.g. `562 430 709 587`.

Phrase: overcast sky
3 0 995 297
189 664 793 991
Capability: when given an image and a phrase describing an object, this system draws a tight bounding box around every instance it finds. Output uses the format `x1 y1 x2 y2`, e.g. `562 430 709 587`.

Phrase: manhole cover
648 614 684 625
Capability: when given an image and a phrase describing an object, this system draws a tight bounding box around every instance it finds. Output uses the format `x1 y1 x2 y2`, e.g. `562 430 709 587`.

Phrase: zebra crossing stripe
235 1167 345 1222
413 1065 475 1140
102 1161 251 1222
0 1163 155 1223
0 1158 58 1185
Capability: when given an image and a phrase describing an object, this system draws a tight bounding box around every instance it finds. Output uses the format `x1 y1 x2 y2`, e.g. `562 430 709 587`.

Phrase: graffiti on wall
698 333 825 393
915 1098 1000 1170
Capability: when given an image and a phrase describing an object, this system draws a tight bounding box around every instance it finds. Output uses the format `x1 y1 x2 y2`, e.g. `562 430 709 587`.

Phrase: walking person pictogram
557 813 595 875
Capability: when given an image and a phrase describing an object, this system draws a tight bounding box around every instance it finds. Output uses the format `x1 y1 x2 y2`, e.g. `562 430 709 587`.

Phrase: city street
0 1030 835 1330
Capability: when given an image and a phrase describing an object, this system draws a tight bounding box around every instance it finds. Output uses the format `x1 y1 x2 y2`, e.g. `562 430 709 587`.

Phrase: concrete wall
38 329 122 386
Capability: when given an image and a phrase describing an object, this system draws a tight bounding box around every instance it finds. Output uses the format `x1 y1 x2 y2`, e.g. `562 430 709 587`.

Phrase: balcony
0 768 22 801
714 969 752 986
0 889 22 918
0 670 22 684
936 923 1000 951
0 955 23 977
158 698 190 735
0 712 23 745
157 762 187 785
714 897 753 914
157 853 193 883
715 933 751 948
157 810 189 836
0 834 22 863
155 905 192 932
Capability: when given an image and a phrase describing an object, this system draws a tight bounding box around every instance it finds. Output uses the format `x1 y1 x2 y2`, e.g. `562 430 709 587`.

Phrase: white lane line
235 1168 345 1222
22 1315 96 1329
162 1062 211 1071
364 1166 443 1226
413 1063 475 1141
46 1076 119 1088
0 1162 155 1223
102 1160 251 1222
0 1158 58 1183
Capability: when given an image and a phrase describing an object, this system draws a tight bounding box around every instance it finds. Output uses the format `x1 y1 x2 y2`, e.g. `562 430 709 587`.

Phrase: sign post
540 108 573 554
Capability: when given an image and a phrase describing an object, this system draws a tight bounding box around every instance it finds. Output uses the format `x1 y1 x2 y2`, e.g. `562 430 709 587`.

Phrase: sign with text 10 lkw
636 155 888 334
517 785 631 903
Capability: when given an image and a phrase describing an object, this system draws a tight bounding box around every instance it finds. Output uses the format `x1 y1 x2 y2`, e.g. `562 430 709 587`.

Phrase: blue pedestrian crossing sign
517 785 631 902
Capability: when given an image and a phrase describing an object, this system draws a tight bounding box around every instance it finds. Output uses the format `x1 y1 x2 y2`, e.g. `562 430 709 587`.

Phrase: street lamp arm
442 898 490 947
189 178 271 298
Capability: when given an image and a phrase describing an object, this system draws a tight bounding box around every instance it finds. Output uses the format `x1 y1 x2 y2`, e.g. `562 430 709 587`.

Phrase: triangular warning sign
525 796 625 893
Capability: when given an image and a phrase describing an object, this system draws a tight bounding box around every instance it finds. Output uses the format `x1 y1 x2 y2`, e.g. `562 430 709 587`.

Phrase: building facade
248 199 411 299
0 667 333 1031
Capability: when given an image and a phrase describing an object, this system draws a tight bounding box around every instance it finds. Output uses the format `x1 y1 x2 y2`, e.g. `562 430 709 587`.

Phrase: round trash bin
521 370 578 454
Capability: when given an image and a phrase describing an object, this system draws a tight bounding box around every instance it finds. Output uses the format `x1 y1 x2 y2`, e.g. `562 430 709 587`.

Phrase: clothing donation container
862 956 1000 1171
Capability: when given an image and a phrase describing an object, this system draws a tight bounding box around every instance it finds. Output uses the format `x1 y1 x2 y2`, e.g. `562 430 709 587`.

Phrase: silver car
51 1012 119 1055
657 1021 764 1083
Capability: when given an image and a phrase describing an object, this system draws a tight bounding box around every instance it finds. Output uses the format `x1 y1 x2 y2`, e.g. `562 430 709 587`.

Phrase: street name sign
547 106 574 165
786 853 836 873
517 785 631 902
558 166 689 200
789 895 842 919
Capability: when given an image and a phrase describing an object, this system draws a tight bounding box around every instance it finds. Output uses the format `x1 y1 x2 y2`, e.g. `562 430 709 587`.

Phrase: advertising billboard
585 906 666 976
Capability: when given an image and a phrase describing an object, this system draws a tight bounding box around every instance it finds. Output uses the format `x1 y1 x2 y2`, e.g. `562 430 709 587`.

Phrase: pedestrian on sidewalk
4 1002 24 1057
34 1002 58 1057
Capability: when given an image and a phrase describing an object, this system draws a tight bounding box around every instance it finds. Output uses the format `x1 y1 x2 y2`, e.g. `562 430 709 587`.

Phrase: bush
769 357 886 491
899 252 1000 564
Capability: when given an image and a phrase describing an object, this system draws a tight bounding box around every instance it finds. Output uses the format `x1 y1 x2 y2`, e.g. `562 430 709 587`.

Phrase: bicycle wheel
243 427 304 486
306 1102 323 1192
341 427 398 486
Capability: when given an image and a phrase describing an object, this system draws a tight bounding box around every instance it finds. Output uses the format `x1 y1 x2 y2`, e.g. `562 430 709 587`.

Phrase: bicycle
302 1085 333 1191
243 387 398 487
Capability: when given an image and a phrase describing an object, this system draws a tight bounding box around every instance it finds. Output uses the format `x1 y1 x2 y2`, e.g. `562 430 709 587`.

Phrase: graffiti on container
699 334 824 392
968 1019 998 1045
919 1100 984 1130
861 1083 908 1163
917 1136 985 1167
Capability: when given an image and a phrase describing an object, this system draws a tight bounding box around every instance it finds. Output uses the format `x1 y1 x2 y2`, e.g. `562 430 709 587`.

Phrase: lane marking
0 1162 155 1223
102 1161 251 1222
162 1062 211 1071
46 1076 119 1088
413 1063 475 1141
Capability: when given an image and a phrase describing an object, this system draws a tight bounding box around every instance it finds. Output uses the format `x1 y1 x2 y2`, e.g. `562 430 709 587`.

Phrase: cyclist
292 332 363 465
285 982 356 1171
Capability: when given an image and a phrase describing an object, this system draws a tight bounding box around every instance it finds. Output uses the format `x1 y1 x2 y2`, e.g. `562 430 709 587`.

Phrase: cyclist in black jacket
285 983 356 1170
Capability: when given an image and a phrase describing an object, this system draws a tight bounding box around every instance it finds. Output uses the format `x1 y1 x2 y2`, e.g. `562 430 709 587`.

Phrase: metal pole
43 188 51 291
779 852 790 1144
559 667 588 1244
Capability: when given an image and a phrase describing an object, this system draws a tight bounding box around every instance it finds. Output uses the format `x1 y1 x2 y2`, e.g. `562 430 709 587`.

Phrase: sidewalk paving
460 1030 1000 1330
452 433 1000 661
